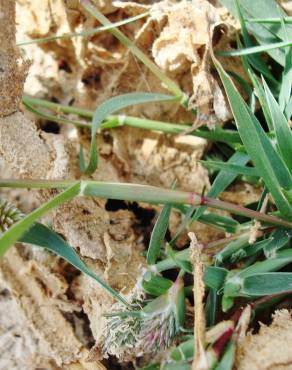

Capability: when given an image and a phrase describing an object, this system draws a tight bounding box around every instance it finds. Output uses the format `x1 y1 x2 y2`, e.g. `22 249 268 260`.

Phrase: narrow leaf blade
0 183 80 257
212 54 292 217
220 0 292 65
200 159 258 177
218 40 292 57
20 223 129 305
242 273 292 296
147 203 172 265
262 78 292 170
81 93 176 174
171 151 250 243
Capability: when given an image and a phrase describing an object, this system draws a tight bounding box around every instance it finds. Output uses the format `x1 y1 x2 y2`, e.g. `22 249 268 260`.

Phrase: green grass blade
284 188 292 204
171 152 249 243
200 159 258 177
198 212 240 234
170 338 194 362
223 250 292 304
23 100 90 128
234 0 277 84
213 54 292 217
215 235 249 264
23 96 242 144
154 248 227 290
227 70 254 100
285 96 292 119
163 364 190 370
175 205 240 233
82 181 201 205
241 273 292 296
244 238 274 258
218 39 292 57
1 179 290 226
142 273 173 296
220 228 291 262
206 288 219 326
140 365 160 370
219 0 292 65
17 12 149 46
280 48 292 114
278 16 292 114
0 183 80 257
247 17 292 25
247 69 274 132
263 228 292 257
147 203 172 265
214 340 236 370
262 77 292 170
204 266 228 290
23 95 94 118
239 249 292 278
166 244 192 274
194 152 250 219
142 272 192 297
201 152 250 198
20 223 129 306
80 93 176 174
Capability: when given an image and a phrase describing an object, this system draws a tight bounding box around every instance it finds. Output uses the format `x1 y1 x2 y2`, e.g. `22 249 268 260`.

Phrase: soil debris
151 0 231 126
236 310 292 370
0 1 30 117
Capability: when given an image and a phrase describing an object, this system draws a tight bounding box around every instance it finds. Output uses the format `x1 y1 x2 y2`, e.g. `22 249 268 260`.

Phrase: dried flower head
0 198 23 233
102 310 143 360
101 276 185 360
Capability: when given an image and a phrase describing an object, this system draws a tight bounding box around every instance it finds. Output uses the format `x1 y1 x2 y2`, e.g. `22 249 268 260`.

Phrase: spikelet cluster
0 198 23 233
102 303 177 360
137 305 176 354
101 277 184 360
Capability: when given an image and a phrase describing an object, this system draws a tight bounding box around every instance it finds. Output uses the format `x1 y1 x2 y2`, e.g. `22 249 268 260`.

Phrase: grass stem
17 12 149 46
203 196 292 228
22 95 241 144
0 179 291 228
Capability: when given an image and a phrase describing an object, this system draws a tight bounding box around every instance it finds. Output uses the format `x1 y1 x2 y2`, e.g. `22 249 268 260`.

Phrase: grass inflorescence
0 198 23 233
1 0 292 369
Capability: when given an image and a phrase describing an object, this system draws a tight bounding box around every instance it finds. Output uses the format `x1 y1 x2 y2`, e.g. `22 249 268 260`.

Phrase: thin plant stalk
23 95 94 118
23 100 91 129
218 39 292 57
80 0 186 102
202 196 290 228
17 12 149 46
79 93 176 175
0 179 291 228
246 17 292 24
0 183 80 257
22 95 241 144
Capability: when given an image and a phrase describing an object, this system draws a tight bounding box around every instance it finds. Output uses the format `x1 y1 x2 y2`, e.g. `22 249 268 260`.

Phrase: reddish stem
213 327 234 357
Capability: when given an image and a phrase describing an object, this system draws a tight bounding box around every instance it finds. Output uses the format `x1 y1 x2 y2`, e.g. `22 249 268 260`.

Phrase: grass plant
1 0 292 368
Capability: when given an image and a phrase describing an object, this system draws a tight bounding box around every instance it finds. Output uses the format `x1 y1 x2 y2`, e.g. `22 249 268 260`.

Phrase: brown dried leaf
151 0 231 126
279 0 292 15
152 0 219 74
